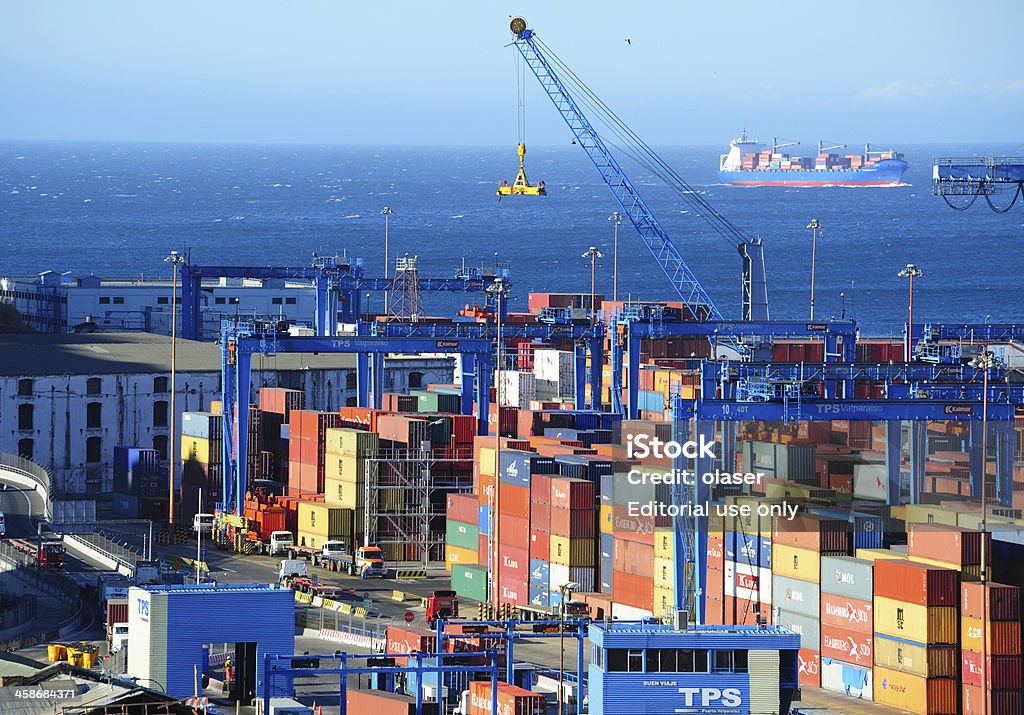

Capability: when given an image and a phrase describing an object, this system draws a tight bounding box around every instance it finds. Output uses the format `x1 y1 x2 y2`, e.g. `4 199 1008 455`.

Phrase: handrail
0 452 53 520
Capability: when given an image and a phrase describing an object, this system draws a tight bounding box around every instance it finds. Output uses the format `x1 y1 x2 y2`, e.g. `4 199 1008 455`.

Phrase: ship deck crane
772 137 800 152
817 140 846 154
933 156 1024 212
507 17 768 322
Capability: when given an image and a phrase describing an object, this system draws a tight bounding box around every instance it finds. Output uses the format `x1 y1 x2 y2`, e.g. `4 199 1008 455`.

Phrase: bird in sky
625 38 631 45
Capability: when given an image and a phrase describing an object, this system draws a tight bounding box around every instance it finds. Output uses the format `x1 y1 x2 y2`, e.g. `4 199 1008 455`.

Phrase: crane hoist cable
497 19 546 198
533 35 749 251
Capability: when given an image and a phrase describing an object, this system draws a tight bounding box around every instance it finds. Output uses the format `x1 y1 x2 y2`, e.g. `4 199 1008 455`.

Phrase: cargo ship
719 130 908 186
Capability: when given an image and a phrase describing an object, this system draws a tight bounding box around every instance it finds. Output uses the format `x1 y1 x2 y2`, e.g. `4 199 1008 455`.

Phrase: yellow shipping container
872 666 956 715
961 615 1018 653
904 504 958 527
479 447 498 477
181 435 211 464
324 477 364 510
445 544 477 571
855 548 907 562
873 596 957 644
297 501 352 539
549 536 595 567
323 453 376 483
873 634 958 678
725 496 773 537
654 528 673 559
323 427 379 457
771 543 820 583
600 505 614 535
296 531 330 549
209 400 223 416
908 554 983 582
653 586 675 617
654 557 674 590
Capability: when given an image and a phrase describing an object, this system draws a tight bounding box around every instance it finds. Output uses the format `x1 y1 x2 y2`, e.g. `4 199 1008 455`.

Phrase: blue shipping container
529 583 550 608
499 450 534 487
529 558 550 586
726 532 772 568
478 504 490 537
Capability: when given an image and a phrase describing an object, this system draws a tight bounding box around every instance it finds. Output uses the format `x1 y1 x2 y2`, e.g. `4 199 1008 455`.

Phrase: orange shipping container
962 616 1022 655
797 648 820 688
468 681 545 715
873 559 957 606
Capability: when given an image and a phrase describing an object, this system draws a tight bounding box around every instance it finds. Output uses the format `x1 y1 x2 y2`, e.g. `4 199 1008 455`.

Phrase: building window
285 297 296 305
18 404 33 431
713 650 746 673
86 436 102 463
158 296 169 305
154 400 168 427
87 377 102 395
18 379 32 396
606 649 645 673
408 371 423 389
154 376 169 393
153 434 168 460
99 297 110 304
113 296 124 304
215 297 226 305
272 297 283 305
17 439 33 461
646 649 708 673
87 402 103 429
346 373 357 390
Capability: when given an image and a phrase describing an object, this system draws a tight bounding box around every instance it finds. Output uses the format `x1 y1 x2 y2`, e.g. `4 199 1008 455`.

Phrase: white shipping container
496 370 536 408
534 349 575 385
534 378 559 401
549 564 595 594
724 561 772 604
820 657 873 701
611 603 652 620
852 464 887 500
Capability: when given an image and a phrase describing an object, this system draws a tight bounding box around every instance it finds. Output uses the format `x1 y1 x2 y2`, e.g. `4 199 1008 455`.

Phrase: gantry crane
506 17 768 322
933 156 1024 212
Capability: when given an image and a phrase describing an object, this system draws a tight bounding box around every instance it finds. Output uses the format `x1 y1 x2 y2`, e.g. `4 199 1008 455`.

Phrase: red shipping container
704 594 725 625
829 472 854 494
386 625 436 656
725 595 770 627
530 474 551 505
498 483 530 518
820 592 873 633
530 502 549 532
496 570 529 606
260 507 288 536
797 648 821 688
962 683 1023 715
962 581 1020 621
706 564 725 601
613 538 654 578
446 414 476 445
529 529 549 560
549 507 595 539
478 533 489 566
468 681 545 715
772 514 850 554
499 544 528 582
820 625 873 667
612 569 653 610
447 493 479 525
549 477 595 510
346 689 439 715
962 650 1023 689
707 533 724 570
909 522 992 567
873 559 958 607
611 504 654 545
496 515 529 547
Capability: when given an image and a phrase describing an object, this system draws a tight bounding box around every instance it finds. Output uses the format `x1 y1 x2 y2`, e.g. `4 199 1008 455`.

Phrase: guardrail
0 453 53 520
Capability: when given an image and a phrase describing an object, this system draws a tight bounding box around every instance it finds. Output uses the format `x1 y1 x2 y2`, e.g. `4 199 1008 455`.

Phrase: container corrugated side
873 633 958 677
771 543 820 582
873 559 958 606
874 596 957 644
961 616 1022 655
819 555 873 601
961 581 1020 621
873 666 957 715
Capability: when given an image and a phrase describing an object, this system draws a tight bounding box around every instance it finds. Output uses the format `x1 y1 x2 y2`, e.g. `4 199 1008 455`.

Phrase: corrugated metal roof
0 333 363 376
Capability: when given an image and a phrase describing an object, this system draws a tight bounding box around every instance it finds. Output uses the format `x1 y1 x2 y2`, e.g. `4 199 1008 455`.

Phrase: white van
193 513 215 533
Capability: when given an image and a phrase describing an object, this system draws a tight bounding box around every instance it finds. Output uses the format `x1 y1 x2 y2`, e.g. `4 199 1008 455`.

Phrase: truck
283 540 389 579
426 590 459 629
38 541 65 569
268 531 294 557
279 559 308 581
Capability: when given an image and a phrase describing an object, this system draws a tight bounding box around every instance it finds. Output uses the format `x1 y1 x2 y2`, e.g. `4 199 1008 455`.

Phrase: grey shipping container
776 608 821 650
771 574 821 615
819 555 874 602
742 441 816 482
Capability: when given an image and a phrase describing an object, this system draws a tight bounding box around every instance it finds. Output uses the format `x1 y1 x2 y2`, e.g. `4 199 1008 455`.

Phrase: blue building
588 622 799 715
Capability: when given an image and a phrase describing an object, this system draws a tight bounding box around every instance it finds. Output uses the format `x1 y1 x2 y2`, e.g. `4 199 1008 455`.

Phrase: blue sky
1 1 1021 145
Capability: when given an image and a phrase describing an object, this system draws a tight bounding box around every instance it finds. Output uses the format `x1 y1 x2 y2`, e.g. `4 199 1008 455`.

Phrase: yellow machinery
497 16 546 197
497 144 546 196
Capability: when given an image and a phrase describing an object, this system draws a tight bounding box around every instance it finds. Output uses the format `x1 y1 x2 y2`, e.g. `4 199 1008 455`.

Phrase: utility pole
164 250 185 534
898 264 924 359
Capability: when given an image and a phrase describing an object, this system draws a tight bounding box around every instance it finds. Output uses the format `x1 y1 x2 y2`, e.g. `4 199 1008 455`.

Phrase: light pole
581 246 603 323
557 581 577 715
381 206 393 310
608 212 622 302
486 277 509 611
164 250 185 530
969 347 997 715
897 264 924 360
806 218 822 320
840 292 846 320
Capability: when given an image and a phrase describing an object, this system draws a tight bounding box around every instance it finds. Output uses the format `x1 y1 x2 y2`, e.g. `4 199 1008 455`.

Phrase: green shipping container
446 519 479 551
413 390 461 415
452 564 489 603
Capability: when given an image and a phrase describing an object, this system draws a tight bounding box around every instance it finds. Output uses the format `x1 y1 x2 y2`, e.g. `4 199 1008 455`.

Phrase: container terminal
2 16 1024 715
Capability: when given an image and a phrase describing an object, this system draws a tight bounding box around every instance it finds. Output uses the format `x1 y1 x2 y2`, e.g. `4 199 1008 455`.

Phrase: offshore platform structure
933 156 1024 212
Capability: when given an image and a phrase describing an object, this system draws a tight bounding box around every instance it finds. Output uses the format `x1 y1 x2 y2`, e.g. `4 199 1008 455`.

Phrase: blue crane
507 18 769 322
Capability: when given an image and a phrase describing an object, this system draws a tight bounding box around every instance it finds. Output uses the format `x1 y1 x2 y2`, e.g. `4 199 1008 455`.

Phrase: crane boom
509 20 723 320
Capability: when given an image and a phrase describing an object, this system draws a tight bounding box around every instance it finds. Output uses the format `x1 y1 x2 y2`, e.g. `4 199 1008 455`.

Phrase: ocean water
1 140 1022 335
